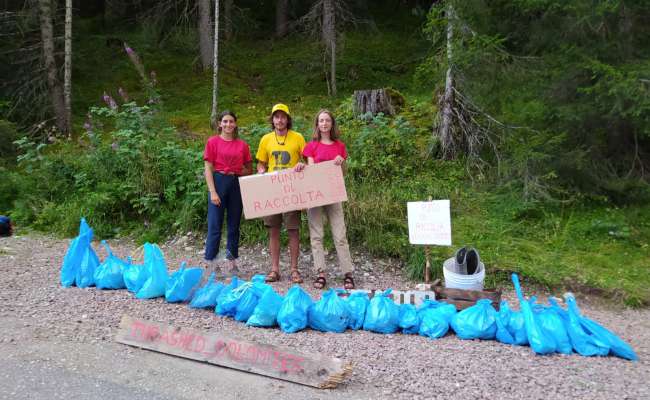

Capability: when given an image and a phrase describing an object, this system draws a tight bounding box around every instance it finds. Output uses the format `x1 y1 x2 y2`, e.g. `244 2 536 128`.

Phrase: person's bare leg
288 228 300 272
269 226 281 273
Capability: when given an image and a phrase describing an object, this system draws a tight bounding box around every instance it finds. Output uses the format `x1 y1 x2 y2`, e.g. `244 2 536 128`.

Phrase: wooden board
432 286 501 302
432 283 501 311
115 315 352 389
441 298 500 311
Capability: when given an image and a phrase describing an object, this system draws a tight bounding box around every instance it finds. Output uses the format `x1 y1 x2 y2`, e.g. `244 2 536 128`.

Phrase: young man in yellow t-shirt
256 103 306 284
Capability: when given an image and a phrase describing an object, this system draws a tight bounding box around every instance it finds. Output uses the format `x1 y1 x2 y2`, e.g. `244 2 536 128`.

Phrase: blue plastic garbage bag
534 302 572 355
75 245 100 288
215 276 244 317
512 274 555 354
60 236 85 287
580 320 637 360
93 241 128 289
189 273 225 309
494 304 515 345
165 262 204 303
247 287 284 327
401 300 439 335
499 301 527 346
548 298 602 356
451 299 497 340
419 308 451 339
60 218 95 287
235 277 270 322
215 276 241 307
399 304 419 334
363 289 400 334
60 218 99 288
422 300 457 322
123 262 147 293
135 243 168 299
550 296 611 358
346 292 369 330
74 222 100 289
308 289 351 333
277 285 313 333
416 300 457 338
571 301 637 361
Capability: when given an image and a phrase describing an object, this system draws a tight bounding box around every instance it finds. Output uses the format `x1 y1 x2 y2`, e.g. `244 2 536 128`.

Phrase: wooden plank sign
115 315 352 389
407 200 452 246
238 160 347 219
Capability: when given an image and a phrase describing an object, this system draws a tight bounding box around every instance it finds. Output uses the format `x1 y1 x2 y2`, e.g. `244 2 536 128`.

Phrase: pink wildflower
102 92 118 110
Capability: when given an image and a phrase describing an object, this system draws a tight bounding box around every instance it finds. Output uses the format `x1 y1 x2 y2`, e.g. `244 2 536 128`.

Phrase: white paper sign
407 200 452 245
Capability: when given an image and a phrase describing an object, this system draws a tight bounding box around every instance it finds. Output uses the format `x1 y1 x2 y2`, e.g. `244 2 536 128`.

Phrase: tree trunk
223 0 233 40
63 0 72 134
210 0 220 128
198 0 213 72
275 0 288 38
353 89 395 117
38 0 66 133
439 2 455 160
330 34 336 97
322 0 336 96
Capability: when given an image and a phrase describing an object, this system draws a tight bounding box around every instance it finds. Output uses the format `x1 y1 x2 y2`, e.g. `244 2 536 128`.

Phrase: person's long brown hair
311 109 340 141
217 110 239 139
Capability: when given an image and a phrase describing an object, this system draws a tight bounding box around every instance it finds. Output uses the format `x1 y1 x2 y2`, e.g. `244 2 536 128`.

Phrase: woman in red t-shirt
303 109 355 290
203 110 252 275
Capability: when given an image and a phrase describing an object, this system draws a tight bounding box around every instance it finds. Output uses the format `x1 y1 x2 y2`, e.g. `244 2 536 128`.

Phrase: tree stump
353 88 399 117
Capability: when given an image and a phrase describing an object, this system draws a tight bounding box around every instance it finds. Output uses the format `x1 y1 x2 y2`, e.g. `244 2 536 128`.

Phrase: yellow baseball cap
271 103 290 116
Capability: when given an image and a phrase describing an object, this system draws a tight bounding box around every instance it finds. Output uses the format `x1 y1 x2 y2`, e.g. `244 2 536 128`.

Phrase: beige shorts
263 210 302 230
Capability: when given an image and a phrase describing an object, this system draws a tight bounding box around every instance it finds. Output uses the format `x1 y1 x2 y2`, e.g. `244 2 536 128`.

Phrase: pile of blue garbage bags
61 218 637 361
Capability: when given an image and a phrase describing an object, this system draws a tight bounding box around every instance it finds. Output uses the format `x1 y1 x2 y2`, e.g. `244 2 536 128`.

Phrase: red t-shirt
203 135 252 175
302 140 347 163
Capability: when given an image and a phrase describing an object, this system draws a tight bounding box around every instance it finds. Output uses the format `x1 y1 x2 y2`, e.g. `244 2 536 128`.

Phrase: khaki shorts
263 210 301 230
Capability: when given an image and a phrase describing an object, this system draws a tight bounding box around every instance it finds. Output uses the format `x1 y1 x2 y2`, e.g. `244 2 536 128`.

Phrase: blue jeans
204 172 243 261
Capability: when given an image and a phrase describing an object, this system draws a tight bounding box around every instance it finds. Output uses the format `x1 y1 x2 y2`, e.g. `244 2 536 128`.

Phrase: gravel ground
1 233 649 400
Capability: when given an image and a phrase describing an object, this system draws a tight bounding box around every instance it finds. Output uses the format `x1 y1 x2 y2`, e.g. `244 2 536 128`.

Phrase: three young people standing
203 104 354 289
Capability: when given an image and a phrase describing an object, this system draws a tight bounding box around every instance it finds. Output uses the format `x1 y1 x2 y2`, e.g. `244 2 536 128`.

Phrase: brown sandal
265 270 280 283
291 269 304 284
343 273 355 290
313 275 327 289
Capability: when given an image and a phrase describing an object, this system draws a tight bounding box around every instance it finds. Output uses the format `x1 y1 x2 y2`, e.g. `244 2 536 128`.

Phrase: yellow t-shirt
256 130 306 172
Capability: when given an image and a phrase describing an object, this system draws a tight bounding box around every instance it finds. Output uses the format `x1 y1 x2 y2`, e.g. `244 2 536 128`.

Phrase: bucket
443 257 485 291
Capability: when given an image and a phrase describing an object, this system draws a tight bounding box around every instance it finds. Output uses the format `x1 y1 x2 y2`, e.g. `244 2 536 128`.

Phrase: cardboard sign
239 160 347 219
407 200 452 245
115 315 352 389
